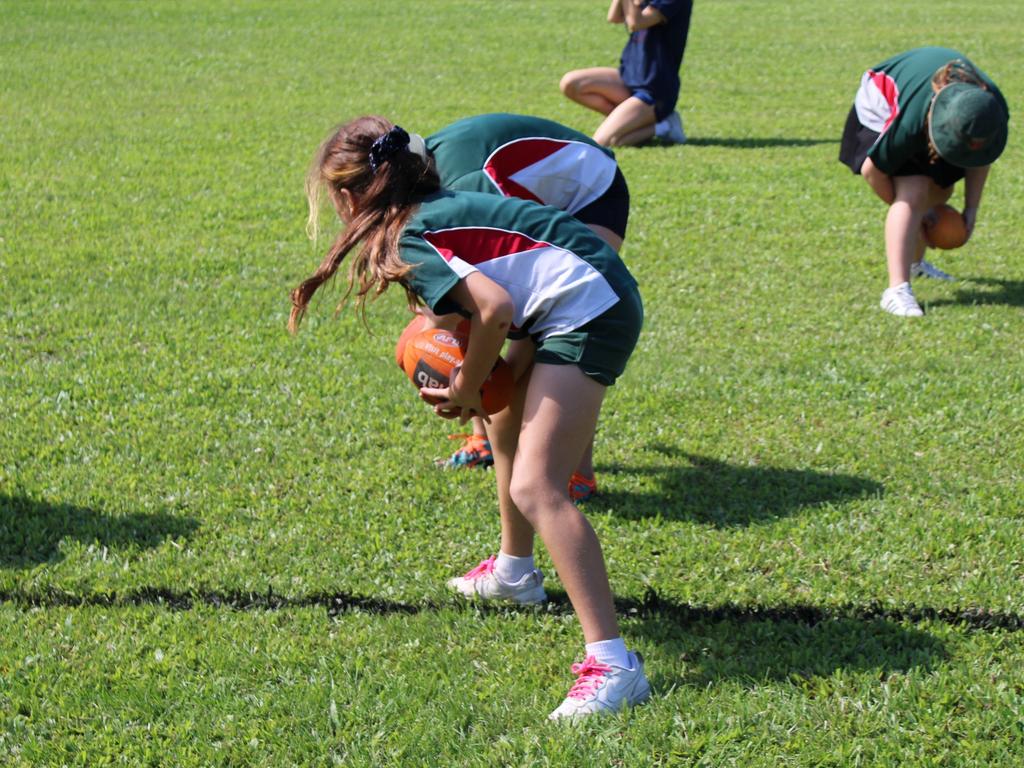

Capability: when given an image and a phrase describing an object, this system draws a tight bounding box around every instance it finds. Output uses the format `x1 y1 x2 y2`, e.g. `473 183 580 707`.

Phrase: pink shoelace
566 656 612 700
461 555 496 580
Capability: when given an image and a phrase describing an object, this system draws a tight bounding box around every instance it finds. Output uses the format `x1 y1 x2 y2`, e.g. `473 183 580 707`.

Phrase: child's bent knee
559 72 579 96
509 475 566 519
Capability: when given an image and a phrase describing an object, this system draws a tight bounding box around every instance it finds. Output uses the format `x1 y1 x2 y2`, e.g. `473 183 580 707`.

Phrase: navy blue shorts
573 168 630 240
630 87 676 123
618 0 691 123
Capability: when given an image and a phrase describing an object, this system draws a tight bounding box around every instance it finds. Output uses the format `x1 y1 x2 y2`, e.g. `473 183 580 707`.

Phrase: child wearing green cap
840 47 1009 317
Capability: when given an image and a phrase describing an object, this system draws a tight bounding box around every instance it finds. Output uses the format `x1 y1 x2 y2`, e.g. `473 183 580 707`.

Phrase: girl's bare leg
861 157 895 205
594 97 657 147
486 364 535 558
585 223 623 253
508 363 619 643
560 66 631 115
560 68 656 147
885 174 953 287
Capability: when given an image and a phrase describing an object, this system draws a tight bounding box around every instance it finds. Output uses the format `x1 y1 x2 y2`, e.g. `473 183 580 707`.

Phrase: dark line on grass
618 590 1024 632
0 586 420 616
1 586 1022 632
680 137 840 149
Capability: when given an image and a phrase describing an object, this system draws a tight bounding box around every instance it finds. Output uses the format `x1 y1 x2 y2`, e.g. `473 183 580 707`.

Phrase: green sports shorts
533 285 643 386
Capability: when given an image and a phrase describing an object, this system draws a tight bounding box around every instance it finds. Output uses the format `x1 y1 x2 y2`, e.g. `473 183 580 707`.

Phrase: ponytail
289 117 439 334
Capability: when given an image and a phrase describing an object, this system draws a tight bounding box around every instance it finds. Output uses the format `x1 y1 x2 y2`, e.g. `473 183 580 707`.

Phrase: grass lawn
2 1 1023 765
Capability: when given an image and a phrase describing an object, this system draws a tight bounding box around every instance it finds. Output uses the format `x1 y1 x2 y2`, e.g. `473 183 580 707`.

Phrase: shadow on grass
0 585 967 684
649 137 839 149
0 494 199 568
13 585 1020 683
926 276 1024 309
589 448 883 526
623 595 947 687
508 590 951 684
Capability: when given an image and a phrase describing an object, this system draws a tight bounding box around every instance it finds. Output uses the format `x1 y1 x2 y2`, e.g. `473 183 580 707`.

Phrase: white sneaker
880 282 924 317
654 111 687 144
446 555 547 605
548 651 651 721
911 259 955 281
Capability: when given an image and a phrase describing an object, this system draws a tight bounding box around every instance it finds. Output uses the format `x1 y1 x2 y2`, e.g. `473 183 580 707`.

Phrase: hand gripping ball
402 328 513 415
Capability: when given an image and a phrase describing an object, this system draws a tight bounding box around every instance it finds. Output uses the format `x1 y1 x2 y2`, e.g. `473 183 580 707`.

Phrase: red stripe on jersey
423 227 549 266
483 139 572 202
867 69 900 132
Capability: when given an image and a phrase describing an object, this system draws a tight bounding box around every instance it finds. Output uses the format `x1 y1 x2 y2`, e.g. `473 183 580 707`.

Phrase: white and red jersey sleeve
482 137 618 215
399 192 635 341
854 69 900 135
419 225 620 339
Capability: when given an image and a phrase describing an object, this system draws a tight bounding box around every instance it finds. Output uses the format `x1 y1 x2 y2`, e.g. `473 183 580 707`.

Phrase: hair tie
368 126 411 173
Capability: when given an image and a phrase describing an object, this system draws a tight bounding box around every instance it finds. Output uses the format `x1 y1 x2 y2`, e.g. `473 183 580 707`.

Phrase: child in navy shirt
560 0 694 147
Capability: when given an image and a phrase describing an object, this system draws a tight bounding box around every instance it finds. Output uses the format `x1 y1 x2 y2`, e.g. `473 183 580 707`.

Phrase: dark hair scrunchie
368 126 411 173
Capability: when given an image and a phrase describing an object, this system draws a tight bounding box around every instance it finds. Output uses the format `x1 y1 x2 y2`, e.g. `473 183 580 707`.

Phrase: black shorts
572 168 631 240
838 105 875 175
839 105 964 188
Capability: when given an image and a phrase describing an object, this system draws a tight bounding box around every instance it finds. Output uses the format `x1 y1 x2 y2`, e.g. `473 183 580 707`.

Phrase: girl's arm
623 1 666 32
608 0 625 24
420 271 514 423
962 164 990 241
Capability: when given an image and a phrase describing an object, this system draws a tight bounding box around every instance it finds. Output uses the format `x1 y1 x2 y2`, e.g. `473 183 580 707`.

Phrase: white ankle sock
494 551 534 583
585 637 630 669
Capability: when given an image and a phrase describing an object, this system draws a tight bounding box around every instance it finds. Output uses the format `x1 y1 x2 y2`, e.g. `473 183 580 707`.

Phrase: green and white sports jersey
855 47 1007 174
425 114 619 215
399 190 636 342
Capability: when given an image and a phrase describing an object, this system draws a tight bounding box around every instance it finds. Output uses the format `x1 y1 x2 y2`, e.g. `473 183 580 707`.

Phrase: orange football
402 328 513 415
924 204 967 250
395 314 428 371
395 315 472 371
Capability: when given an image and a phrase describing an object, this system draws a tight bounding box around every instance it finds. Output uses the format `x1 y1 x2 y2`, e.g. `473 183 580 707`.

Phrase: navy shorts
630 87 676 123
573 168 630 240
838 105 875 175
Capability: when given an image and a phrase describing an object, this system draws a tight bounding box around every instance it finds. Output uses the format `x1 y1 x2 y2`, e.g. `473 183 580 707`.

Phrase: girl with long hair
291 116 648 720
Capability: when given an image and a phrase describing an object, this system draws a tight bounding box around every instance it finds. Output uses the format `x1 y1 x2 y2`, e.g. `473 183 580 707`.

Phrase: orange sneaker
440 434 494 469
569 472 597 504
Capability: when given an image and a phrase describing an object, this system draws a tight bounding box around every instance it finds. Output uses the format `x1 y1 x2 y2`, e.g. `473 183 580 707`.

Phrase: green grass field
2 1 1023 764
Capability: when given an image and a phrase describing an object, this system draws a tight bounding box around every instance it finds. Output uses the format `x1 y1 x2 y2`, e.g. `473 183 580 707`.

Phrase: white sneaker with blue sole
911 259 955 281
654 111 687 144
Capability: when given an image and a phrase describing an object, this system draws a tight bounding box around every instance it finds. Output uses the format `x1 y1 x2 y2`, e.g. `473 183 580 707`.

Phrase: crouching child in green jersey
840 47 1009 317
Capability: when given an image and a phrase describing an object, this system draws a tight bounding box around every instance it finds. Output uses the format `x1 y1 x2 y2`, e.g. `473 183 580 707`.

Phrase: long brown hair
289 116 440 333
931 59 987 92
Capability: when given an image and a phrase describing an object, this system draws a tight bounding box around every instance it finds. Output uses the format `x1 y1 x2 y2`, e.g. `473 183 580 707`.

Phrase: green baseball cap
929 82 1008 167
